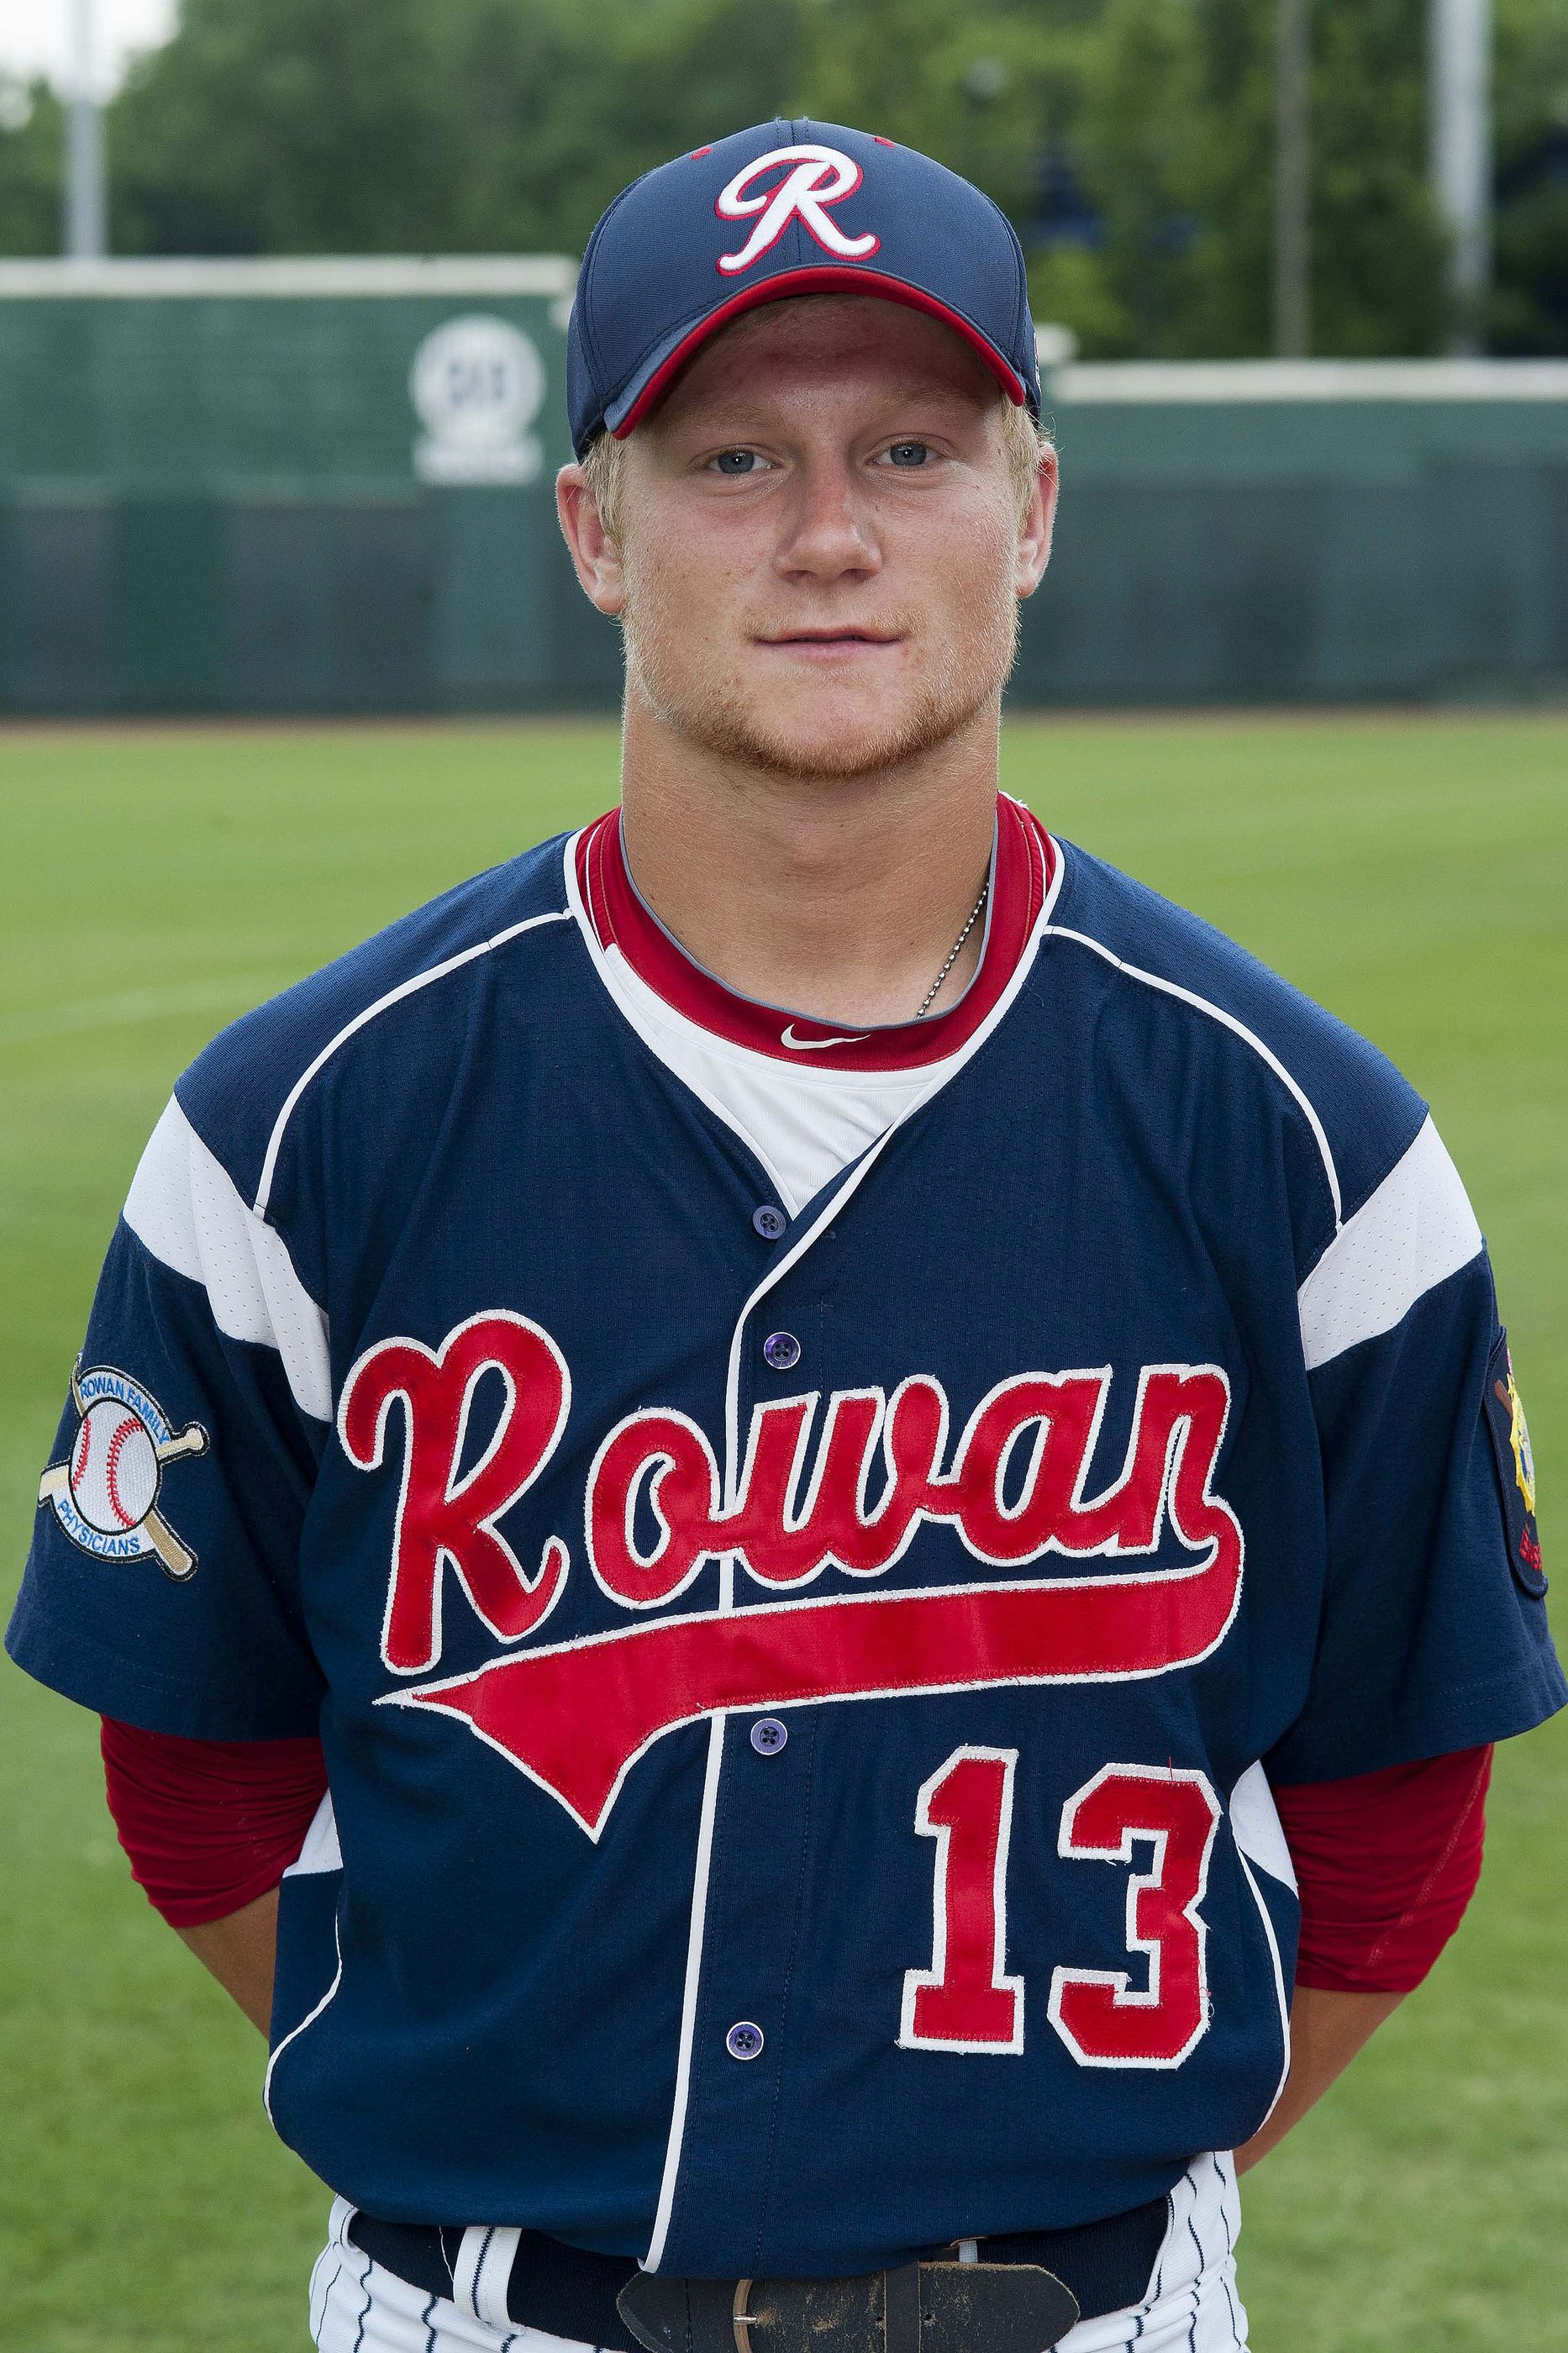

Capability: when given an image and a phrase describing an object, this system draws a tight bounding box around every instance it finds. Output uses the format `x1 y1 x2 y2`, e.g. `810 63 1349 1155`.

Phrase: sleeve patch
1486 1333 1544 1596
37 1359 210 1582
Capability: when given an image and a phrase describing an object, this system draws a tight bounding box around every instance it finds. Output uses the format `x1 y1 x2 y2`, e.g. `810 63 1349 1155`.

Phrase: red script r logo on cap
715 144 881 276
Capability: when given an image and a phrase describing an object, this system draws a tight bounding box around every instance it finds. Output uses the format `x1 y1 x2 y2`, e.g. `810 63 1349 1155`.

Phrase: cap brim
608 266 1029 440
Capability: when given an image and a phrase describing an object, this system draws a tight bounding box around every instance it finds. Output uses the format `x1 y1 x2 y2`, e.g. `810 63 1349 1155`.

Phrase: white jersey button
763 1331 801 1371
750 1717 788 1755
726 2020 766 2061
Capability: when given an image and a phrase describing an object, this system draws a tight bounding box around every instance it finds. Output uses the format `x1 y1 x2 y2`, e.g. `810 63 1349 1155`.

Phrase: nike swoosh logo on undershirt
779 1024 871 1051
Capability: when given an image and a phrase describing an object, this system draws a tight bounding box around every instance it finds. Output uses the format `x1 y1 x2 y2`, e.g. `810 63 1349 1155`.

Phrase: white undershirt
590 945 976 1215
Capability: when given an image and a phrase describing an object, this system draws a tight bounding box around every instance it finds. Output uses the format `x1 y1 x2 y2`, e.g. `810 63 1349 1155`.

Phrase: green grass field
2 713 1565 2351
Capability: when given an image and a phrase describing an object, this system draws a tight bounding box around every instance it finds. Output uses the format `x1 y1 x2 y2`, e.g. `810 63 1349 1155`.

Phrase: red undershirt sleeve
103 1715 1491 1977
100 1716 329 1929
1272 1745 1492 1994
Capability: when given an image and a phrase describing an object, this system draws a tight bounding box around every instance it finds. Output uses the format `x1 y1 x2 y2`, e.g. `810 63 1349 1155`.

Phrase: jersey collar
574 795 1053 1075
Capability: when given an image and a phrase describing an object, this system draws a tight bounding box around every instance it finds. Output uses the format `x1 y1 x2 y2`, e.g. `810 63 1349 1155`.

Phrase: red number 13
1049 1763 1221 2067
900 1750 1221 2066
899 1746 1024 2052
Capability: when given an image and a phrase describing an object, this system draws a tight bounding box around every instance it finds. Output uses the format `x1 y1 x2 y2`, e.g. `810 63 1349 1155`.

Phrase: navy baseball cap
566 118 1040 457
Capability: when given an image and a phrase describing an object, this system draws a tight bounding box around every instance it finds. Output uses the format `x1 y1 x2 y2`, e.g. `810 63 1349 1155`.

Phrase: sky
1 0 176 97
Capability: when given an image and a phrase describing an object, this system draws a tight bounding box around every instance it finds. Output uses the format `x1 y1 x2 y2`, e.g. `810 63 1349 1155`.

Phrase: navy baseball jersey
9 799 1560 2280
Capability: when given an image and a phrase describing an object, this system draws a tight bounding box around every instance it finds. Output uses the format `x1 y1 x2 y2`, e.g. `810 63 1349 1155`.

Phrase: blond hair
579 396 1051 545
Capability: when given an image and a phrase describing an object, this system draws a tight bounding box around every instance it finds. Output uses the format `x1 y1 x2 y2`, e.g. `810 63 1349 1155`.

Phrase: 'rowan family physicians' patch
37 1361 208 1581
1486 1333 1544 1596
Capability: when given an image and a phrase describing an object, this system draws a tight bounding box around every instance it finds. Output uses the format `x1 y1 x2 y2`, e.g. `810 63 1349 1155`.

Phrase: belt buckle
618 2256 1080 2353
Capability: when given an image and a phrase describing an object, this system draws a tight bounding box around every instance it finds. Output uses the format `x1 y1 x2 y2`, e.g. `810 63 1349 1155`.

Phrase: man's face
569 297 1055 782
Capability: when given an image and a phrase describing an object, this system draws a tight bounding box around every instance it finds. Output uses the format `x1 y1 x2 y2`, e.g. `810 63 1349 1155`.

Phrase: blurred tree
1307 0 1446 354
1032 0 1446 358
104 0 1092 259
0 77 66 255
109 0 464 252
435 0 797 253
794 0 1096 224
1029 0 1204 357
1492 0 1568 351
1 0 1562 355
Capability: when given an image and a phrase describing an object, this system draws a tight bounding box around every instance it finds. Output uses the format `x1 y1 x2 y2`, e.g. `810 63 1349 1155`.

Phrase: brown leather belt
346 2196 1169 2352
618 2253 1081 2353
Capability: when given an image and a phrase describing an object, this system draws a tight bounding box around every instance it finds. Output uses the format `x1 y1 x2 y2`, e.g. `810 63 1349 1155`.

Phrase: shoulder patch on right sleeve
1486 1332 1545 1595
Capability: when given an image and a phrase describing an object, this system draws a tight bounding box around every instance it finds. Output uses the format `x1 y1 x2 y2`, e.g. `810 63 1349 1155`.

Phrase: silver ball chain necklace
913 879 989 1019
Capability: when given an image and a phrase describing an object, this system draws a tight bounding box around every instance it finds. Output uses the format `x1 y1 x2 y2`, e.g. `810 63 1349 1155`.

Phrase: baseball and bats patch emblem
38 1360 209 1581
1486 1331 1544 1596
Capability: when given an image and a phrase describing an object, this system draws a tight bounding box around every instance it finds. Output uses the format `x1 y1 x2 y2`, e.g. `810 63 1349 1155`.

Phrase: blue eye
886 442 931 467
713 450 760 476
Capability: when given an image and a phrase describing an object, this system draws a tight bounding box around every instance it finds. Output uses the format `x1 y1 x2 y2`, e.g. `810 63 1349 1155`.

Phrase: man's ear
1015 443 1059 600
556 466 627 619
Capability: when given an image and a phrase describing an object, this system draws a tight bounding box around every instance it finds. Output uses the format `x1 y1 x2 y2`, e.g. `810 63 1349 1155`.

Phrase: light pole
63 0 107 261
1430 0 1492 353
1273 0 1311 359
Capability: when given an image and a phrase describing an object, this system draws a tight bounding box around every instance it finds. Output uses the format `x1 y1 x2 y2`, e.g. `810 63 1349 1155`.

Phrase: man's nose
773 456 882 582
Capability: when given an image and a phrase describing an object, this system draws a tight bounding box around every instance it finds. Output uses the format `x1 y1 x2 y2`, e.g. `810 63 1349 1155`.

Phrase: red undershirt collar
575 796 1053 1074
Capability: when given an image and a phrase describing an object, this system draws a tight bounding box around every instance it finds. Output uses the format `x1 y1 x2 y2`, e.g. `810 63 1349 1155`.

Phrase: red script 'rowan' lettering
350 1313 1244 1833
339 1311 571 1674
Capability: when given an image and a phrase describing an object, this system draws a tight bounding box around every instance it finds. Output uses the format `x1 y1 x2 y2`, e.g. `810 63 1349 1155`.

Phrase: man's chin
655 684 988 784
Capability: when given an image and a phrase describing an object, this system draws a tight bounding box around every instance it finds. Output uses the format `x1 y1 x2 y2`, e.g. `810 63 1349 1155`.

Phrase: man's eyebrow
664 384 989 437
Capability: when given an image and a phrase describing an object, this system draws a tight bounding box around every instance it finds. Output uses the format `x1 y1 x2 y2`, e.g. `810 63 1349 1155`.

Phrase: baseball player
9 120 1562 2353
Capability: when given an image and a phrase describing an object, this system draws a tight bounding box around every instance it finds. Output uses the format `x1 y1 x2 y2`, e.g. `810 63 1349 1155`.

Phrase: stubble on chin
619 575 1023 784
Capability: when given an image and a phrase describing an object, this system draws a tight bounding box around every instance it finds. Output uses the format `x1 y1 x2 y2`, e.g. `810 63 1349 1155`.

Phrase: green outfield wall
1 261 1565 713
1028 361 1568 704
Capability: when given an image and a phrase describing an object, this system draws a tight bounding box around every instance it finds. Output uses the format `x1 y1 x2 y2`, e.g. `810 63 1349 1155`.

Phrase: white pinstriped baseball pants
309 2156 1247 2352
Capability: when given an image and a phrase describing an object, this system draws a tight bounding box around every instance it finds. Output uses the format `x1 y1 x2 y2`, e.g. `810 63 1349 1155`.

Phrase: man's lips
755 629 904 654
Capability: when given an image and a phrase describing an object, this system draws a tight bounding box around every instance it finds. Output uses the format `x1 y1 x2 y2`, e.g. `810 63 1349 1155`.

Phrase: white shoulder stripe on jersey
1297 1115 1481 1372
1043 924 1344 1230
124 1096 333 1423
254 907 574 1216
